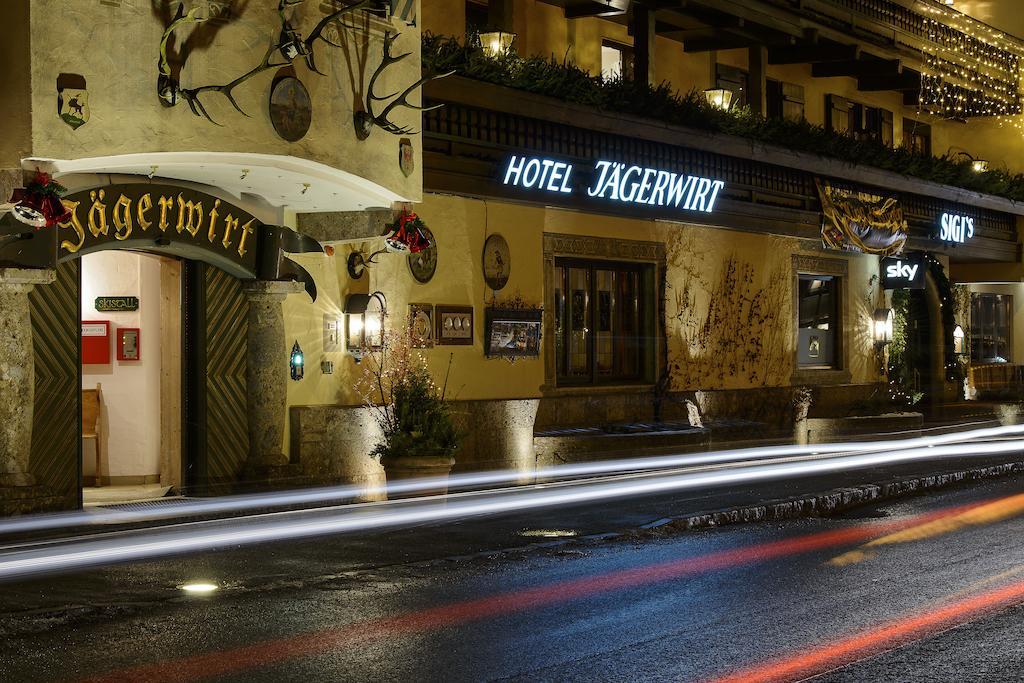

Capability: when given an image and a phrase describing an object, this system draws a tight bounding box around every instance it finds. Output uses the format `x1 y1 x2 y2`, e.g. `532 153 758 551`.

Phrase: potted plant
357 329 461 498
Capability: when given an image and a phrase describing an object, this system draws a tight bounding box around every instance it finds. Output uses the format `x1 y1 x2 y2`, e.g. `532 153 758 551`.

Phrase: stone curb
631 461 1024 536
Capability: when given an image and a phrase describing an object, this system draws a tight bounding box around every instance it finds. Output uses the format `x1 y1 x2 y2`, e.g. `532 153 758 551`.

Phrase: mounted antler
157 3 209 106
156 0 382 125
179 42 289 124
300 0 374 75
355 31 455 139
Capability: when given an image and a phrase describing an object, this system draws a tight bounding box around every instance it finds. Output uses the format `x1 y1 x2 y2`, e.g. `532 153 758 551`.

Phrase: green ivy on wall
423 33 1024 203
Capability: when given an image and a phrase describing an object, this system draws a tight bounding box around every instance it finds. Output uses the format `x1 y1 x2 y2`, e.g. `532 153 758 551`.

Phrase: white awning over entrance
24 152 406 214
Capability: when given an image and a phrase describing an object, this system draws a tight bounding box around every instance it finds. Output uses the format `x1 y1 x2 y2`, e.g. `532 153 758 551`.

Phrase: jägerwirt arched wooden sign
0 182 323 301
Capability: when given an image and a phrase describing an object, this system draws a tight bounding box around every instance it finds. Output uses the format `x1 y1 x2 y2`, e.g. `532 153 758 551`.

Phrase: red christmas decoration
10 171 71 228
384 210 432 254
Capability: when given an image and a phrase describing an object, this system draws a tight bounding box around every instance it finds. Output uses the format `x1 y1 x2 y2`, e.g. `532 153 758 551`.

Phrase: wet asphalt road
2 471 1024 682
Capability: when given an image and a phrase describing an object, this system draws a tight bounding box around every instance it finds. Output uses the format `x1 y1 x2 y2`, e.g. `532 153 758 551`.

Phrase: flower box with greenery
356 328 462 498
422 33 1024 204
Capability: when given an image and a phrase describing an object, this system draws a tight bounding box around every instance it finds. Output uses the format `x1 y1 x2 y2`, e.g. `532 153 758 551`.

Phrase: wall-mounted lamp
344 291 387 362
479 30 516 57
953 324 967 355
873 308 894 346
703 87 734 111
950 150 989 173
290 340 304 381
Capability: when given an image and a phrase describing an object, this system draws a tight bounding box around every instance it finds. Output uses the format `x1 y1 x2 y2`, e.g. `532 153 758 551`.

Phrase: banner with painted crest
816 179 908 256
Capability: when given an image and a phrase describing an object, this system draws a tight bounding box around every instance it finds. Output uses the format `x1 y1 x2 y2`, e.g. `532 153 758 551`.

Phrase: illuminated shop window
971 293 1012 364
797 274 840 369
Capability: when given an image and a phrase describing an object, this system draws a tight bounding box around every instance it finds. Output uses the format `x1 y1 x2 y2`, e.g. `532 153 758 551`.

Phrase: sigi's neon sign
939 212 974 244
501 155 725 214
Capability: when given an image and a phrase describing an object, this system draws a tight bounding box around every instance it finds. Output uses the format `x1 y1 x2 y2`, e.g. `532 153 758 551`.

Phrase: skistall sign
501 155 726 214
938 212 974 244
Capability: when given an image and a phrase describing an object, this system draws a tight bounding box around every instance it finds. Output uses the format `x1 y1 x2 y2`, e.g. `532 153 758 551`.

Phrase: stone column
0 268 55 487
243 280 304 468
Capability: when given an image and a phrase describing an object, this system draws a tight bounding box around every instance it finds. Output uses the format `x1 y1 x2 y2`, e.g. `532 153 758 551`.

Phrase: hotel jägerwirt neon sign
501 155 726 213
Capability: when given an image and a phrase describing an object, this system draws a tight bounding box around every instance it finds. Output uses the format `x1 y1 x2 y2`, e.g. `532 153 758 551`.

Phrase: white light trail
0 436 1021 581
2 422 1021 536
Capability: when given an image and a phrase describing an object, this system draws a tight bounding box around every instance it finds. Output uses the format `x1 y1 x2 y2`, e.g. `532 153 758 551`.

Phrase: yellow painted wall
282 191 884 456
24 1 421 201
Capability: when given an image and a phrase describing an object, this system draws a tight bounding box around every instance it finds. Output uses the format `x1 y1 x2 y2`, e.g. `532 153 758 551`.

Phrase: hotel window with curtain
797 274 840 368
553 258 652 385
971 293 1012 364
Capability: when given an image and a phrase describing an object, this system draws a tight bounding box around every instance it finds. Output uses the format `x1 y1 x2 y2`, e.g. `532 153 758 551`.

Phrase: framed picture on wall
485 308 543 358
409 303 434 348
435 305 474 345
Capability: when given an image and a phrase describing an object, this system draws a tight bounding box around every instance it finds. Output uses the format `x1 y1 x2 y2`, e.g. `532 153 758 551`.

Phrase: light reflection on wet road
2 476 1024 682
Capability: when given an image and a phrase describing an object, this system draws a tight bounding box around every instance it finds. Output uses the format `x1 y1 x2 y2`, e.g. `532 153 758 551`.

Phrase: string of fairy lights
915 2 1023 120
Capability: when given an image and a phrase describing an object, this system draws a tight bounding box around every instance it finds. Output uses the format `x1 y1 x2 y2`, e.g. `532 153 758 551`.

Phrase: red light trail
78 497 1000 683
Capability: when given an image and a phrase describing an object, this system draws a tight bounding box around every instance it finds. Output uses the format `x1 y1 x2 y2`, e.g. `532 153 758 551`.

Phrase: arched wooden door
28 259 81 510
182 261 250 495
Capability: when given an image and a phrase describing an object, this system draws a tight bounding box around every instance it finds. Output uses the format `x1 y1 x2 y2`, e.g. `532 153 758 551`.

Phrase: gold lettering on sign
207 199 221 243
88 190 108 237
222 214 239 249
58 199 85 253
137 193 153 231
157 195 174 232
237 219 255 258
112 195 133 241
55 186 261 268
176 194 204 237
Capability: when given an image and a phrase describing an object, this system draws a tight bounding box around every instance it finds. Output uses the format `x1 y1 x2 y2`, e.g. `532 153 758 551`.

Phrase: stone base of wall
290 398 541 492
0 485 69 516
535 426 708 469
290 405 387 500
536 383 882 432
800 413 924 445
288 384 888 490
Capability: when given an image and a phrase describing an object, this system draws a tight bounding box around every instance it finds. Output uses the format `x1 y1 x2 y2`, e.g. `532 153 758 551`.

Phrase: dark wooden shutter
183 262 249 495
826 94 852 135
29 259 81 510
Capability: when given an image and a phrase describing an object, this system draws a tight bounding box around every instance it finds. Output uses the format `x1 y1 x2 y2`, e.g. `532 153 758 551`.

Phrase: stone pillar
0 268 55 487
243 280 304 468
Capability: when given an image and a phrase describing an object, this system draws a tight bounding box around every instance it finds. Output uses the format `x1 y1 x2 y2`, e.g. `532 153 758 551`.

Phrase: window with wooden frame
715 63 748 109
601 40 634 81
553 258 653 385
971 293 1012 364
767 80 805 121
465 0 488 33
902 118 932 156
797 274 841 369
826 95 893 146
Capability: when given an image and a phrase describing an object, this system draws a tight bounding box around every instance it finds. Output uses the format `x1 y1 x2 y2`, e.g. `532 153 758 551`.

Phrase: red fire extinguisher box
81 320 111 365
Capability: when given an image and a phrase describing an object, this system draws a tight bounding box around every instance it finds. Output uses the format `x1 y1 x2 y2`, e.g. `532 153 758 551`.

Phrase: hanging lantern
10 171 71 228
290 340 305 381
384 210 432 254
703 87 734 111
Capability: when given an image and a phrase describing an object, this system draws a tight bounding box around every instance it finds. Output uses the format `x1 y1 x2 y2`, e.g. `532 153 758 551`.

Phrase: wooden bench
82 384 104 487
